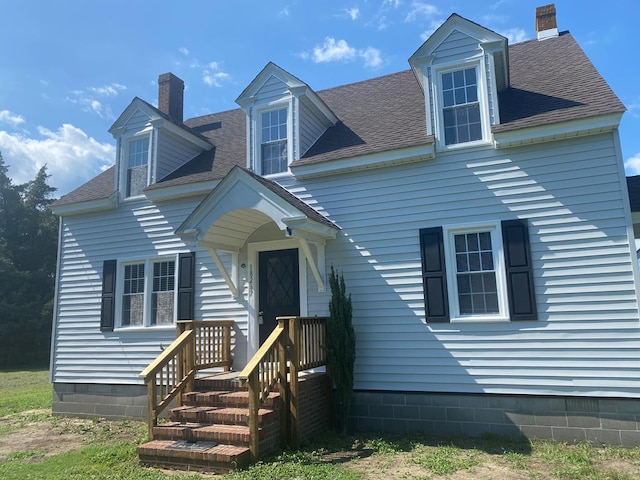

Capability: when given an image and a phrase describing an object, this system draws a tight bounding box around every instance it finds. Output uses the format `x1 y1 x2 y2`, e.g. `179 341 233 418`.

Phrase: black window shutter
177 252 196 320
100 260 117 332
420 227 450 323
501 219 537 321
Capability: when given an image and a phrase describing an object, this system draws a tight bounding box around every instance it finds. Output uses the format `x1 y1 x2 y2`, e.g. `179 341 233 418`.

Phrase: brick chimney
158 73 184 123
536 4 559 40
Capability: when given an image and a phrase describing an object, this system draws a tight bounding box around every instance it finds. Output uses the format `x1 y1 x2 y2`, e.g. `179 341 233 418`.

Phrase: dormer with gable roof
108 73 212 200
235 62 338 177
409 14 509 150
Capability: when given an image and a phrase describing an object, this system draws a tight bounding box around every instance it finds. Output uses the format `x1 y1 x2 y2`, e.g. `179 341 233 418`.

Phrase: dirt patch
0 409 141 462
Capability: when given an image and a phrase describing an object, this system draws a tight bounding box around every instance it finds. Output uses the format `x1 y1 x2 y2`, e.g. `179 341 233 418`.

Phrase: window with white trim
260 108 288 175
446 226 506 320
120 258 175 327
420 219 537 323
126 137 149 197
441 67 482 146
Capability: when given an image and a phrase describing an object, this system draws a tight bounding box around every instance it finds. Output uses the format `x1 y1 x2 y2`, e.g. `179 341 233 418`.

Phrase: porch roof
175 166 340 252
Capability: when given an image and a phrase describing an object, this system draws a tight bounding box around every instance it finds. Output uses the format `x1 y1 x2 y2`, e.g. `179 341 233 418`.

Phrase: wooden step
137 439 250 473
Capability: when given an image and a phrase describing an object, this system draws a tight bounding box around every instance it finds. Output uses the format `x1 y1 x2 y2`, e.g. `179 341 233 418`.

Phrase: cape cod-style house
50 4 640 470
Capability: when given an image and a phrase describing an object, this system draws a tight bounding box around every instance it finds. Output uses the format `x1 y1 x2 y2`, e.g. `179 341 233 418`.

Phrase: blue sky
1 0 638 196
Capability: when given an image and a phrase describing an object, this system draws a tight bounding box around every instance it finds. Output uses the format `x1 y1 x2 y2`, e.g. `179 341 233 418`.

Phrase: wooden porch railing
239 316 327 460
139 320 233 439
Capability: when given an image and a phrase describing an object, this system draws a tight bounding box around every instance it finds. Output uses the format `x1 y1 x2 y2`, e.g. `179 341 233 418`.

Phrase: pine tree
327 266 356 434
0 153 58 368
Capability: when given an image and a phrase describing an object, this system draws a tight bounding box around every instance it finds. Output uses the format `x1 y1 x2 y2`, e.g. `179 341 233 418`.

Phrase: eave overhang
292 142 435 179
50 192 118 216
493 112 623 149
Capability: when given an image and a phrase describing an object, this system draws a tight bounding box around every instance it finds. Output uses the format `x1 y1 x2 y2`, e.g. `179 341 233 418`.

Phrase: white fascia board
144 179 219 203
50 192 118 216
109 99 156 137
291 143 435 179
493 113 623 148
292 86 338 126
283 216 339 241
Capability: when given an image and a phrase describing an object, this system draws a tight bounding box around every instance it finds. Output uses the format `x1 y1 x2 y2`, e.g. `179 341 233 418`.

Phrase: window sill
114 325 176 333
436 138 493 152
450 315 510 324
120 194 148 203
262 171 293 180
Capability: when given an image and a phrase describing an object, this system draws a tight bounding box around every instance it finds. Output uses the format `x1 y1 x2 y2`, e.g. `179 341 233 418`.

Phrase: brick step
169 406 217 423
154 421 270 446
192 423 253 445
194 376 245 392
182 390 280 409
207 406 276 426
137 439 250 473
153 421 206 441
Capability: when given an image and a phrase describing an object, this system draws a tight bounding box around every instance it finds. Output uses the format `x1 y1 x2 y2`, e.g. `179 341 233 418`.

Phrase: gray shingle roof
493 32 625 133
54 31 625 208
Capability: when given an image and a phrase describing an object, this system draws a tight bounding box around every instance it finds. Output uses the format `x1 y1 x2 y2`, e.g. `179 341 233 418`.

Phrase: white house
51 5 640 445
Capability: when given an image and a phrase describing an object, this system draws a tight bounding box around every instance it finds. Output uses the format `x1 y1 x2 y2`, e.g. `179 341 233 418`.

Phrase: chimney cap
536 4 559 40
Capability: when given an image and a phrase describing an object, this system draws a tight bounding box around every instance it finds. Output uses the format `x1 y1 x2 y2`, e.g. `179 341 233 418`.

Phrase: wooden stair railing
139 320 233 440
239 316 327 460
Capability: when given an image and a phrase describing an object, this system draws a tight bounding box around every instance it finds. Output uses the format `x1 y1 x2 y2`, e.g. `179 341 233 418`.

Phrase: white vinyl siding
432 30 481 65
155 131 203 182
52 196 248 385
125 109 152 132
280 132 640 397
255 75 290 102
52 130 640 398
299 102 328 157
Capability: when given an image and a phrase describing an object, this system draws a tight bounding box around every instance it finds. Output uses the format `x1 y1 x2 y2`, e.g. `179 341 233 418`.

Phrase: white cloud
0 124 115 195
383 0 401 8
68 83 127 120
405 1 439 22
625 152 640 176
0 110 26 128
201 61 231 87
499 28 528 44
361 47 383 67
179 47 189 56
312 38 357 63
345 7 360 20
279 6 290 16
88 83 127 97
309 38 384 68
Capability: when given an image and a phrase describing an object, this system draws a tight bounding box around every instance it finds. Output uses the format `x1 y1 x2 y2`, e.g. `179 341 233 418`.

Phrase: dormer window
442 67 482 146
261 108 288 175
126 137 149 197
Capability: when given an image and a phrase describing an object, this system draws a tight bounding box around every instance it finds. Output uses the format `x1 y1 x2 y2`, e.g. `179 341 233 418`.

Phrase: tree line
0 151 58 369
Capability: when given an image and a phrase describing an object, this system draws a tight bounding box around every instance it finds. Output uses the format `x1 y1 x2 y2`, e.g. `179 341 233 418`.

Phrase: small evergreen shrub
327 266 355 434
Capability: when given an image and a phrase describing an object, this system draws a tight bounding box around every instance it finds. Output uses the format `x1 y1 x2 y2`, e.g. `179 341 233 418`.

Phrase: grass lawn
2 369 640 479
